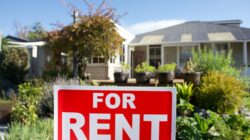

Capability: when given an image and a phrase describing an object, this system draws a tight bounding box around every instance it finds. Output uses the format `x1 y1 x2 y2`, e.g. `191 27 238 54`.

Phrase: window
120 45 125 63
180 46 193 67
149 46 161 68
92 57 105 63
110 57 115 63
215 43 228 55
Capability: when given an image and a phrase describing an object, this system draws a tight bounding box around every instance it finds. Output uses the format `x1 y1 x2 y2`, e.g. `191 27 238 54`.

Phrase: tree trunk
78 57 88 80
72 45 78 78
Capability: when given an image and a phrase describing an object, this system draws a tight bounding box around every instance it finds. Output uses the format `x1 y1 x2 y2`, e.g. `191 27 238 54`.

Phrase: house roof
130 20 250 45
5 35 28 42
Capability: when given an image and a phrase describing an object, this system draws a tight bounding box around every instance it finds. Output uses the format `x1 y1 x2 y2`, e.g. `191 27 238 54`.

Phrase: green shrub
192 48 240 77
120 62 131 72
176 116 203 139
177 110 250 139
37 77 96 118
226 114 250 134
38 83 54 118
194 113 212 134
183 59 196 73
5 119 53 140
176 82 193 102
134 61 155 73
208 111 231 138
0 47 30 84
177 100 194 117
42 61 72 82
157 63 176 72
194 71 246 114
176 82 194 116
12 82 43 124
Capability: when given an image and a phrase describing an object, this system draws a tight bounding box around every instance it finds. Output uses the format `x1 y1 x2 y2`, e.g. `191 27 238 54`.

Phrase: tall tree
45 0 124 78
27 22 46 41
13 21 30 39
13 21 46 41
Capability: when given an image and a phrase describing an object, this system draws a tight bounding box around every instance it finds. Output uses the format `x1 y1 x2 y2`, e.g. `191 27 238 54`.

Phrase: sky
0 0 250 36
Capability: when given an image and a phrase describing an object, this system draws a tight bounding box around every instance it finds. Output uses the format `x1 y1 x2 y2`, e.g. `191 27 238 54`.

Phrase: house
5 35 46 78
3 24 134 80
128 20 250 76
85 23 134 80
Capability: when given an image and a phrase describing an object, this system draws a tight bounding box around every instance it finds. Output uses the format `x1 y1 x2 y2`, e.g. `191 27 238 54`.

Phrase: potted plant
114 62 130 83
157 63 176 84
134 62 156 84
0 99 12 124
183 59 201 85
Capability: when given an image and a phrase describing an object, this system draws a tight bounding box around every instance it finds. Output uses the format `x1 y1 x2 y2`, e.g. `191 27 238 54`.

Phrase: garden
0 1 250 139
0 40 250 139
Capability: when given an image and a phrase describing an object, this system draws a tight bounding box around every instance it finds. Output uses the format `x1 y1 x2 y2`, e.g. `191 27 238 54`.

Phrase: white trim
54 85 177 140
128 47 132 77
8 41 46 46
129 40 248 46
163 43 200 47
54 86 59 140
54 85 177 92
171 87 177 140
146 45 149 62
177 46 180 67
87 63 108 67
161 45 164 65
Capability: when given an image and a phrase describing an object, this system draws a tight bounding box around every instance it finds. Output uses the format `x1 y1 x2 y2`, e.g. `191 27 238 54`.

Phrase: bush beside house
0 47 30 84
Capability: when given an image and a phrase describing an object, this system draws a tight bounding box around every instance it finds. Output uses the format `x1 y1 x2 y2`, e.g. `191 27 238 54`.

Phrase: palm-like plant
176 82 194 116
176 82 194 102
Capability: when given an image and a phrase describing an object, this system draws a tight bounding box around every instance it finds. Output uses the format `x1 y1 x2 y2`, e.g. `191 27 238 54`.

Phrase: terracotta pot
114 72 129 83
157 71 175 84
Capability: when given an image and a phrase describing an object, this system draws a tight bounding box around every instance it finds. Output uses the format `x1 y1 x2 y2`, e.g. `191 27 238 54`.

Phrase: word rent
62 92 168 140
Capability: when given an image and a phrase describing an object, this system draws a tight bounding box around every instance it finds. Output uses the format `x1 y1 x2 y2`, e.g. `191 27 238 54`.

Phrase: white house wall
36 47 47 76
85 64 108 79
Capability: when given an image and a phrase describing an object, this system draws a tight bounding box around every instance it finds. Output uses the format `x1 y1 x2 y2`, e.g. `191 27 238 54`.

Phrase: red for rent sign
54 86 176 140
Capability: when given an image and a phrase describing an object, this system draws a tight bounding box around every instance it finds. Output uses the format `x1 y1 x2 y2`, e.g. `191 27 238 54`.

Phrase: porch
128 41 250 77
